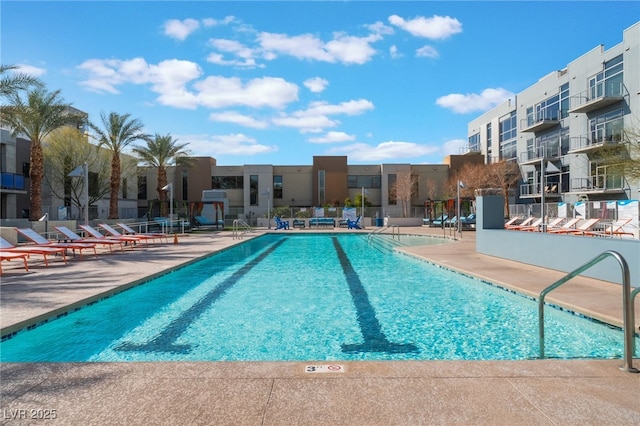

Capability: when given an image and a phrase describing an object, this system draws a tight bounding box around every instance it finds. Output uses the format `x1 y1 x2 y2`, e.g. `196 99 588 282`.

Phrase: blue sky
3 1 639 166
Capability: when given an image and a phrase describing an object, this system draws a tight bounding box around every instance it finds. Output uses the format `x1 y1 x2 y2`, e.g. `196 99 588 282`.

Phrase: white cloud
207 38 259 68
273 99 374 133
163 19 200 41
209 111 268 129
303 77 329 93
436 88 514 114
328 141 439 162
14 64 46 77
308 131 356 144
388 15 462 40
416 45 439 59
366 21 395 36
389 45 402 59
176 133 277 156
440 138 468 156
258 31 380 65
194 76 299 109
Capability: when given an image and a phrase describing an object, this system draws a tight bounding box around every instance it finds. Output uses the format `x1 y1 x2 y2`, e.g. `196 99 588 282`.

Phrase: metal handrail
538 250 638 373
232 219 251 239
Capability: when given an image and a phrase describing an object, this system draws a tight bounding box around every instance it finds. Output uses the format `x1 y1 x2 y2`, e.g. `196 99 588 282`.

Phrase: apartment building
467 22 640 204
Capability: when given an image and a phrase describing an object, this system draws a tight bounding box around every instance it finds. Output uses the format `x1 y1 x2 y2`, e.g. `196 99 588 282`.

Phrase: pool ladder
232 219 252 240
538 250 638 373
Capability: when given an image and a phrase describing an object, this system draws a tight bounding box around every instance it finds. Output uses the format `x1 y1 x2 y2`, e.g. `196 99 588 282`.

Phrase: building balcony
518 144 563 166
519 182 562 199
520 111 561 133
0 171 27 193
569 133 624 154
570 175 626 194
568 82 625 114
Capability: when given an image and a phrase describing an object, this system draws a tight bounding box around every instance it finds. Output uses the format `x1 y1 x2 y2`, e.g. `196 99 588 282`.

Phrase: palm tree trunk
157 167 168 217
29 141 44 221
109 154 121 219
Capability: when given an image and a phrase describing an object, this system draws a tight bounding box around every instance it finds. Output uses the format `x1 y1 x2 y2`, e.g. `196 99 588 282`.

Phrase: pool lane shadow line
116 238 288 354
331 237 418 354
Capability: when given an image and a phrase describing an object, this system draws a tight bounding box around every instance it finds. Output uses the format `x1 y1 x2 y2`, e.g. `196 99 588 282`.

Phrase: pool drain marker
332 237 418 354
115 239 287 353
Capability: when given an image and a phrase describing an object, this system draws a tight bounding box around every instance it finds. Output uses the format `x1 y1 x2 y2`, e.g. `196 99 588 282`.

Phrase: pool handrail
538 250 638 373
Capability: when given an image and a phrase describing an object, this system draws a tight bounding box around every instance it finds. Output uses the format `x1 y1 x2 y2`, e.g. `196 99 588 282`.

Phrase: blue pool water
1 234 636 362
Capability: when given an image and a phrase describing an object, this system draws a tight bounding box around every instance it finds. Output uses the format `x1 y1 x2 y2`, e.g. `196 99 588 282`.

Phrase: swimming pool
1 234 636 362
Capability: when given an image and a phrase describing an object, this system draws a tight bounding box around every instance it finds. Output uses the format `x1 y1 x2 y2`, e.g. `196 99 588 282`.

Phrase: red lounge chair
16 228 97 259
79 225 141 248
117 223 169 243
582 218 634 238
54 225 126 252
99 223 153 245
0 236 67 266
0 251 30 274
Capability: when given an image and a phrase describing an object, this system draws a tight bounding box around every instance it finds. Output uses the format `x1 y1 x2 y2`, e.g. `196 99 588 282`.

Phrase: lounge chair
553 218 600 235
546 217 580 233
503 217 520 228
274 216 290 230
509 217 542 231
118 223 169 243
55 225 127 252
505 217 534 230
0 236 67 266
460 214 476 229
0 251 30 274
431 214 448 227
292 219 306 228
99 223 153 245
519 217 565 232
79 225 141 248
582 219 633 238
347 216 362 229
16 228 97 259
194 216 223 228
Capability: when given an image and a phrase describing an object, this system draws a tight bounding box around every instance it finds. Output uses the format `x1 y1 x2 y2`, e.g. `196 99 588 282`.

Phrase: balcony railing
0 172 27 191
569 81 625 113
520 108 561 133
571 175 625 192
569 132 624 153
519 142 564 165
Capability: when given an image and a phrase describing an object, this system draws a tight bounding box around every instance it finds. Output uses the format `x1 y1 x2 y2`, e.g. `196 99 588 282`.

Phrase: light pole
68 162 89 226
457 180 465 236
263 188 271 229
161 183 173 233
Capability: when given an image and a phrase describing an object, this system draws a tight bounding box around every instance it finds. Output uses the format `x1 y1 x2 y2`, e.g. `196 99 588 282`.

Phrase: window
486 123 492 162
250 175 258 206
468 133 480 152
589 54 623 98
590 108 624 143
388 174 396 205
181 171 188 201
499 112 517 160
88 172 98 198
122 177 127 199
273 175 283 199
212 176 243 189
347 175 381 188
318 170 325 205
138 176 147 200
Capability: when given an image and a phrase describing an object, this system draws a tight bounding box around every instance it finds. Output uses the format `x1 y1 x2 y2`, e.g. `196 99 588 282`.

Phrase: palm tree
89 112 148 219
0 64 43 99
0 88 83 220
131 133 192 217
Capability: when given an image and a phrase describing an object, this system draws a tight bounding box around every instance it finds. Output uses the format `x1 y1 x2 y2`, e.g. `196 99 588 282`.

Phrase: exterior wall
273 165 313 207
475 195 640 285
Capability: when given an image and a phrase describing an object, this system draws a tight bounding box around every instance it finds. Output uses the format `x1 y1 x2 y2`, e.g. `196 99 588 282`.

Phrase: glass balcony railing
0 172 27 190
569 82 625 113
571 175 625 192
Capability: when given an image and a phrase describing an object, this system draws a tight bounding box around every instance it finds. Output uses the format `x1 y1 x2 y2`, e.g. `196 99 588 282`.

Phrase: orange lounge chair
0 236 67 266
79 225 141 248
503 217 521 228
0 251 30 274
547 217 581 233
54 225 126 252
16 228 97 259
510 217 542 231
99 223 153 245
520 217 565 232
552 218 600 235
117 223 169 243
582 218 634 238
506 217 534 230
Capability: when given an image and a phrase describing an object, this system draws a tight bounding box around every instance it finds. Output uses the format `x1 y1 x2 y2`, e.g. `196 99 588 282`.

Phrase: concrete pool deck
1 227 638 424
